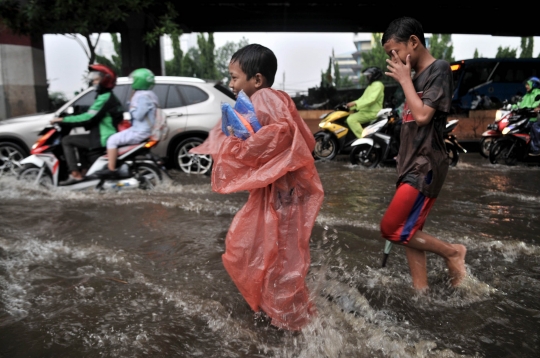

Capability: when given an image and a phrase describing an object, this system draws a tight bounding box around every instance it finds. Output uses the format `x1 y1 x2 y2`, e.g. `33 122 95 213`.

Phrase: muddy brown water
0 153 539 357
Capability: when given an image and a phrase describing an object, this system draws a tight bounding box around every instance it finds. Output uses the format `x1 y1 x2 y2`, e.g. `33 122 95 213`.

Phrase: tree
182 47 202 78
0 0 179 67
520 37 534 58
197 33 219 80
360 33 395 86
496 46 517 58
164 31 184 76
473 48 481 58
430 34 455 62
95 33 122 75
320 57 333 87
215 37 249 82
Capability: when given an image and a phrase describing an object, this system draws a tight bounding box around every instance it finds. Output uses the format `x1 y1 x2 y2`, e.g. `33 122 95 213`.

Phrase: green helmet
129 68 155 90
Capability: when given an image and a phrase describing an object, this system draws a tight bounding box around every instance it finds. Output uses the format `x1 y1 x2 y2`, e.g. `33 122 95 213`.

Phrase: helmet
526 76 540 89
362 67 382 85
129 68 155 90
88 64 116 89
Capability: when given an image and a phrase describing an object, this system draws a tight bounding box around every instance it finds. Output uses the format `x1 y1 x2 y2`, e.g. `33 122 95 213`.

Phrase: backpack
145 106 169 142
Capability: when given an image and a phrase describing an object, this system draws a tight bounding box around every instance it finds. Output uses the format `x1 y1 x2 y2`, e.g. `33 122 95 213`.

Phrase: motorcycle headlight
494 110 503 122
502 127 511 135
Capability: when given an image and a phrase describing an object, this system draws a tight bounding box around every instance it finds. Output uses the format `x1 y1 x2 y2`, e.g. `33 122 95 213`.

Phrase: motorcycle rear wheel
313 132 339 160
349 144 380 168
489 140 518 166
480 137 493 158
135 163 162 190
445 142 459 167
18 164 53 187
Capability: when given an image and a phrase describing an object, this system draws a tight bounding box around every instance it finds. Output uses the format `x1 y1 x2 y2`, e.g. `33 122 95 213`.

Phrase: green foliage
48 91 68 110
520 37 534 58
473 48 481 58
95 33 122 74
182 47 201 78
360 33 395 86
197 33 219 80
320 57 333 87
430 34 455 62
495 46 517 58
164 31 183 76
0 0 180 65
215 37 250 82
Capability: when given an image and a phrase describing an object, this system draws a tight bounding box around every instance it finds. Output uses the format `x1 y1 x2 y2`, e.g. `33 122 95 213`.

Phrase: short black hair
230 44 278 86
381 17 426 47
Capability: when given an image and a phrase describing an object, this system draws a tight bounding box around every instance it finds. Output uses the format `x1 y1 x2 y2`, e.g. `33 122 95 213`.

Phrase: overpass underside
168 2 539 37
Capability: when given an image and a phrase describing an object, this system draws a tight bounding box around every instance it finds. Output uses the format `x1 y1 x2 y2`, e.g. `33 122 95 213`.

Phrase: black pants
61 135 93 172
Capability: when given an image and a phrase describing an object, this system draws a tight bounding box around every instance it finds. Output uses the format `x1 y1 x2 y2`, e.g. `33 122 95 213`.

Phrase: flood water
0 153 539 358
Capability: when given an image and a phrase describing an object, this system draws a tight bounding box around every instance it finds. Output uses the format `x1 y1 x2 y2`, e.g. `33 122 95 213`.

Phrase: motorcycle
349 111 401 168
488 108 540 166
480 105 512 158
444 119 468 166
17 123 167 190
349 117 465 168
312 103 394 160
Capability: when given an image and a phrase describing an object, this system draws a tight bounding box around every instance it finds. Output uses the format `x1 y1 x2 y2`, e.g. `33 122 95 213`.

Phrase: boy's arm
385 52 436 126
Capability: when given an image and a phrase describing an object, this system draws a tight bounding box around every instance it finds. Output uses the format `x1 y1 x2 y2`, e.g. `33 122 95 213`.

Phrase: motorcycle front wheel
445 141 459 167
313 132 339 160
18 164 53 187
135 163 162 190
349 144 380 168
480 137 493 158
489 140 518 166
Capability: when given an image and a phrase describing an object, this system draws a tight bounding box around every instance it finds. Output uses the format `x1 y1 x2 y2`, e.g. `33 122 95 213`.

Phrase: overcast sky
43 32 540 99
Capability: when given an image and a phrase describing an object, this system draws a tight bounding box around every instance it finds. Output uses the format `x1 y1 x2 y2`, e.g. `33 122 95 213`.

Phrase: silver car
0 76 235 175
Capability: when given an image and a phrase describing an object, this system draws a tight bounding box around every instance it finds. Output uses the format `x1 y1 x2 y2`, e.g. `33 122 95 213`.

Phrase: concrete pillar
0 25 49 120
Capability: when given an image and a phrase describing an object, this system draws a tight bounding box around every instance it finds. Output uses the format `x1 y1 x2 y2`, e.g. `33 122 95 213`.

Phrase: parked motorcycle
489 108 540 166
313 103 394 160
17 123 167 190
349 117 465 168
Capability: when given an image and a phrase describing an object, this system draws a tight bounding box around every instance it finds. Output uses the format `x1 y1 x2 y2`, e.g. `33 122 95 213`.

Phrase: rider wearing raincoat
190 44 324 331
346 66 385 138
511 77 540 155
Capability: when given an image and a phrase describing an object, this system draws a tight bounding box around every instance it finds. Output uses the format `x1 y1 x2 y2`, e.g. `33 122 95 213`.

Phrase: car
0 76 236 176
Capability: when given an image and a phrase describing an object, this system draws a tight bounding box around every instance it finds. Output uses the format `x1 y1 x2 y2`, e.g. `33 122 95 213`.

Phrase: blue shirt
129 90 159 134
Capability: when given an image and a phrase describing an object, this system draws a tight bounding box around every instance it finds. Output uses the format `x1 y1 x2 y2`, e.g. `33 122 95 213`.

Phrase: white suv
0 76 235 175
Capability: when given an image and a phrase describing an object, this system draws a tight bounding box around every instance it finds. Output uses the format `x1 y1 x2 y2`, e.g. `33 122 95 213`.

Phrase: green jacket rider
511 77 540 122
346 66 385 138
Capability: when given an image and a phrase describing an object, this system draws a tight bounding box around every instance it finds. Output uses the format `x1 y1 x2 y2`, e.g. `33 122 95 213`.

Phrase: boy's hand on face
385 50 411 85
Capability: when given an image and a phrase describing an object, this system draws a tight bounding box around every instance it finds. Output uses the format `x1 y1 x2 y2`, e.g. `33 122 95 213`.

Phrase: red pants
380 183 436 244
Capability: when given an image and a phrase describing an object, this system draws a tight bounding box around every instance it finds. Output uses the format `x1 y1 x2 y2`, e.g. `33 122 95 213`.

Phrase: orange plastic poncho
190 88 324 330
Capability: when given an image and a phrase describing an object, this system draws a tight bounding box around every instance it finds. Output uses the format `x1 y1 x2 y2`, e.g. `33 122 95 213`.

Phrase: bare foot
446 244 467 287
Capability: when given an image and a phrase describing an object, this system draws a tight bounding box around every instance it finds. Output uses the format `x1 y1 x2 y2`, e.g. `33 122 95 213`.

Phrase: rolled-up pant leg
61 135 92 172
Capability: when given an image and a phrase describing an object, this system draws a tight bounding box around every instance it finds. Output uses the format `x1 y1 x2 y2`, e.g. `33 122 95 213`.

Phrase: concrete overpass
1 1 538 120
166 2 540 37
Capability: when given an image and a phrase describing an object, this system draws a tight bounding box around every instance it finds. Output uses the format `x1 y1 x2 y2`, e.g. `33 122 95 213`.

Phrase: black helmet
363 67 382 84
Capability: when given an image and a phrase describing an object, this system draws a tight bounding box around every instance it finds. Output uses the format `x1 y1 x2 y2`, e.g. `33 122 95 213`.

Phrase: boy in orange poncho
190 44 324 330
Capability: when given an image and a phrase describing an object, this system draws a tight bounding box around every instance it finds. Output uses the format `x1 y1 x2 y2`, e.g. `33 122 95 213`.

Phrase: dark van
450 58 540 112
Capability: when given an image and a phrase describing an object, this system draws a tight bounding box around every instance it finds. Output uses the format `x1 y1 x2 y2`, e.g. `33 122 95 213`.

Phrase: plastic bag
221 90 262 140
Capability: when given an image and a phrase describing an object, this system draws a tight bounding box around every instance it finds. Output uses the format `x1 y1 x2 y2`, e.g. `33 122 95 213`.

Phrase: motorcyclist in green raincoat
512 77 540 155
346 66 385 138
511 77 540 121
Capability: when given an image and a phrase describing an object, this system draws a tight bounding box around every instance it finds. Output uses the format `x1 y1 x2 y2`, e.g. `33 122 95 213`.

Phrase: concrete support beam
0 25 49 120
